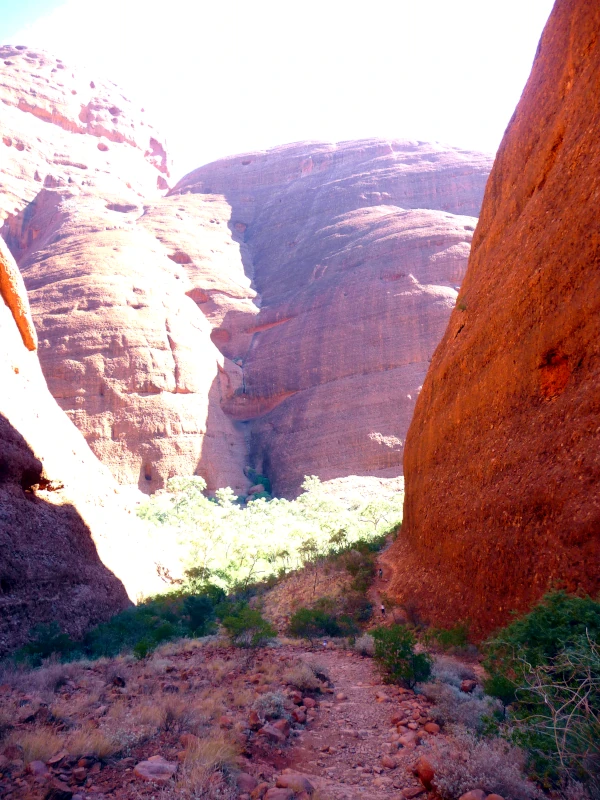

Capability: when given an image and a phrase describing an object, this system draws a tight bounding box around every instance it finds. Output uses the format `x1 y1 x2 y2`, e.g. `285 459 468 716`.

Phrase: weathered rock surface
173 139 492 495
0 236 153 655
1 48 492 497
390 0 600 636
0 47 250 494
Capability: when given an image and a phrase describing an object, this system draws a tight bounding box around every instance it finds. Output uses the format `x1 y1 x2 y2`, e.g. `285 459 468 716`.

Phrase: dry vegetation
0 639 331 799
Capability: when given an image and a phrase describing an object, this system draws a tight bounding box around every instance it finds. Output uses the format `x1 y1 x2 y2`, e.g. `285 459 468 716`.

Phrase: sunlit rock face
0 46 251 494
1 45 492 497
390 0 600 637
172 139 492 496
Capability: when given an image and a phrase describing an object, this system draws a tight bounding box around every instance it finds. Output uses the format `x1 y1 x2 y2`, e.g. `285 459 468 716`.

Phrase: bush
371 625 432 688
355 634 375 657
283 662 322 692
424 623 470 651
221 605 276 649
421 681 502 732
484 592 600 700
484 592 600 793
431 655 477 688
252 691 287 720
509 637 600 792
16 623 78 666
426 725 540 800
288 607 342 641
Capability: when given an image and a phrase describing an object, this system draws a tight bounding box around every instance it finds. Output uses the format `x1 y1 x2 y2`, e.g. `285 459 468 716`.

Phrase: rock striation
390 0 600 636
0 46 250 494
172 139 492 495
1 47 492 497
0 236 153 655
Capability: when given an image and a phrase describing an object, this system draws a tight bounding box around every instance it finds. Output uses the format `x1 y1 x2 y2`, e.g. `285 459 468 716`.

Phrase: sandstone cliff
172 139 492 496
0 46 251 494
1 47 492 498
0 236 155 655
391 0 600 636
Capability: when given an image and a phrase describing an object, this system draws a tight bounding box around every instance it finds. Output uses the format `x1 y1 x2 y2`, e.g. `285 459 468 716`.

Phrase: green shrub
371 624 432 688
484 592 600 702
288 608 342 641
221 604 276 649
484 592 600 792
423 623 470 651
15 623 78 666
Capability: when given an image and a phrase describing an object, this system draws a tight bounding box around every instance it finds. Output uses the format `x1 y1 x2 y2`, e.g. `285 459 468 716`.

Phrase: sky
1 0 555 181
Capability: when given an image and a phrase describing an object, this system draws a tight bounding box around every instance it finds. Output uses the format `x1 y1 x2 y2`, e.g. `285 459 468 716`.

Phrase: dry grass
175 732 240 799
66 726 118 759
283 662 321 691
426 725 541 800
6 728 65 762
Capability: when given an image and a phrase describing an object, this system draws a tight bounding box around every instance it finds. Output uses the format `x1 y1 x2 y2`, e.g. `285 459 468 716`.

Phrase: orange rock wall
392 0 600 637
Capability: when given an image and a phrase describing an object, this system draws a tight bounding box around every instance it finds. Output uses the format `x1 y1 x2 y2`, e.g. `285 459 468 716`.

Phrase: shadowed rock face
390 0 600 637
1 46 492 497
172 140 492 495
0 236 143 655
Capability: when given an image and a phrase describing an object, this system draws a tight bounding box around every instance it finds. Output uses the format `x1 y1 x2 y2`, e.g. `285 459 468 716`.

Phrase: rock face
0 236 142 655
391 0 600 636
1 47 492 497
172 140 492 495
0 46 250 494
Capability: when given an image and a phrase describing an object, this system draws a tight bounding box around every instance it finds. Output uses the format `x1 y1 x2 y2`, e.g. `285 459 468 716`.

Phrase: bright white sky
3 0 555 182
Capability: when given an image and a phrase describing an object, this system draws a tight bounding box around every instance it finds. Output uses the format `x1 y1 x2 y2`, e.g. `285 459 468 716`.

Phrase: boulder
133 756 177 783
275 773 315 794
414 756 435 789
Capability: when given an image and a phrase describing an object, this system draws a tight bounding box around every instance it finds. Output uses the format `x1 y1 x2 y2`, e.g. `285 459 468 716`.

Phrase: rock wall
1 47 493 498
0 236 151 655
0 46 251 494
390 0 600 637
173 139 492 495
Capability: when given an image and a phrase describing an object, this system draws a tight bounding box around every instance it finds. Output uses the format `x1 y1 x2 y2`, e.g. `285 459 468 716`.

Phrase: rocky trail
284 647 436 800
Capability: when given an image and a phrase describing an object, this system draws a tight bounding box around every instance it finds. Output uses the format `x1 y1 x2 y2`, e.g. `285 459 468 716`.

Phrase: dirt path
285 648 433 800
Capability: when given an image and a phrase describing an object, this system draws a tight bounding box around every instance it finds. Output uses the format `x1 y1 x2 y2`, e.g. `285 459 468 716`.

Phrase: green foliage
15 623 78 667
483 592 600 792
221 604 276 649
484 592 600 702
371 624 432 689
288 608 343 641
137 474 402 592
423 623 470 651
508 637 600 791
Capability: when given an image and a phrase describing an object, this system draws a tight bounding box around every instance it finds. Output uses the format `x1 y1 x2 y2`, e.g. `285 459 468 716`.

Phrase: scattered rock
459 791 487 800
276 774 314 794
44 778 73 800
381 755 397 770
258 724 287 744
273 718 291 736
265 789 294 800
251 782 270 799
248 709 262 730
28 760 49 780
237 773 258 793
424 722 440 734
302 697 316 709
133 756 177 783
414 756 435 789
460 680 477 694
